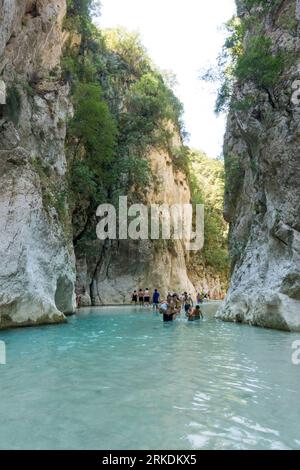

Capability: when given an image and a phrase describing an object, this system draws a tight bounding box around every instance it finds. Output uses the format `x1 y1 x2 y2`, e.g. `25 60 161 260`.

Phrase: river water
0 306 299 450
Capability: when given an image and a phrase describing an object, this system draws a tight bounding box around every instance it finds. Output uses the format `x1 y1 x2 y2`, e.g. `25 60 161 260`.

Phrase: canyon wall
75 142 196 306
0 0 75 329
0 1 226 328
217 0 300 331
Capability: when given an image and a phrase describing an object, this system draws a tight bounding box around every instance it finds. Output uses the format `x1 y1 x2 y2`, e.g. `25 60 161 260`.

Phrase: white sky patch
95 0 236 158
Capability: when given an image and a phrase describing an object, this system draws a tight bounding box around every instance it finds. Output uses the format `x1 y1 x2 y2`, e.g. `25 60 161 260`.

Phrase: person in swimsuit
138 289 144 306
184 294 194 317
173 294 182 316
166 294 181 322
188 305 203 321
164 298 175 322
131 290 138 305
144 288 151 306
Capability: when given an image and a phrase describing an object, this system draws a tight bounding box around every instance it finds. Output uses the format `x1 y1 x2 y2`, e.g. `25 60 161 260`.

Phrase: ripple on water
0 307 299 450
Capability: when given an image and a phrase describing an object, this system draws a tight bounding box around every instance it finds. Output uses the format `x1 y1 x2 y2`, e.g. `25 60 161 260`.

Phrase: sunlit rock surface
217 0 300 331
75 144 197 305
0 0 75 329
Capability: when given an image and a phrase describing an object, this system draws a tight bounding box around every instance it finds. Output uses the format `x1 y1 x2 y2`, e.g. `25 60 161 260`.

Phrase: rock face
0 0 75 329
217 0 300 331
0 1 225 327
75 145 197 305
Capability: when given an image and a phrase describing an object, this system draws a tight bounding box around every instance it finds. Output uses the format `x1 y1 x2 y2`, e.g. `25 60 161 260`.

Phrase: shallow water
0 306 300 450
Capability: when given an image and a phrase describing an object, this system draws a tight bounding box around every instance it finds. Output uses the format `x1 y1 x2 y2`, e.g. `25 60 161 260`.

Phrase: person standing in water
144 288 151 306
188 305 203 321
184 294 193 317
174 294 182 316
164 296 176 322
152 289 160 311
131 290 138 305
138 289 144 306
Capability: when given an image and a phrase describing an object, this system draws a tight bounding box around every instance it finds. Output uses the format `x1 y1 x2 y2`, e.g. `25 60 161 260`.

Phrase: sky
96 0 236 158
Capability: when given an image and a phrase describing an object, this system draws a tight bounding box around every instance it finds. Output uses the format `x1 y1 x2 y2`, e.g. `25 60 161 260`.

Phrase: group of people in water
131 289 209 322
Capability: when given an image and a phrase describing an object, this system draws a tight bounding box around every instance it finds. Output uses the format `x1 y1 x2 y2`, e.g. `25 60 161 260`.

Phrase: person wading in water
184 294 193 317
163 294 181 322
138 289 144 306
131 290 138 305
152 289 160 311
144 288 151 307
188 305 203 322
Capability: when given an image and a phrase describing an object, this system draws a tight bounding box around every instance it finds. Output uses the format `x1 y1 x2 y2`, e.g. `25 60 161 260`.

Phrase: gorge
1 0 300 454
0 0 227 329
0 0 300 332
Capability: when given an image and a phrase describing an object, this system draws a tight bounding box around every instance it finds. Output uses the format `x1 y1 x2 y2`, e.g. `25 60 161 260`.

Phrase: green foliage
104 28 152 81
69 161 98 199
202 3 294 114
63 1 189 243
231 94 258 111
126 72 182 128
188 150 229 278
277 5 298 33
224 153 244 208
5 86 21 124
65 0 101 37
244 0 270 11
243 0 282 14
31 157 72 241
235 35 285 89
171 145 190 173
120 72 184 159
70 83 117 166
68 83 118 205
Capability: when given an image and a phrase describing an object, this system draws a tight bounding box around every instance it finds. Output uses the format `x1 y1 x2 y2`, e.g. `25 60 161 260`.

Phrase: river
0 306 299 450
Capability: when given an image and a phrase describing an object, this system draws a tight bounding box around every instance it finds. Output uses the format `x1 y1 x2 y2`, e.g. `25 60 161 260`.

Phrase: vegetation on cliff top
199 0 296 259
202 1 293 115
63 0 229 286
63 0 187 219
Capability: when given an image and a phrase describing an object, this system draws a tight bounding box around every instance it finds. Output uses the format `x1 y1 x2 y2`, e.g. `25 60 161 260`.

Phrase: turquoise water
0 306 300 450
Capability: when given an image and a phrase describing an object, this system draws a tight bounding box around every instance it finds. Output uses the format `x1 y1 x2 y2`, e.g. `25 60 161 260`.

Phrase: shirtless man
138 289 144 306
144 288 151 307
188 305 203 321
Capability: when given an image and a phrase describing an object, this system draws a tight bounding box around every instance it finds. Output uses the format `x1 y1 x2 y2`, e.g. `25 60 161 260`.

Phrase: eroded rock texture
75 145 197 305
0 0 75 328
217 0 300 331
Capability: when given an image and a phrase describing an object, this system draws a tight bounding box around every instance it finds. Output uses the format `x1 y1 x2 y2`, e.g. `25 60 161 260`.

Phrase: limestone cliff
75 140 196 306
68 24 226 306
217 0 300 331
0 0 75 329
0 2 227 328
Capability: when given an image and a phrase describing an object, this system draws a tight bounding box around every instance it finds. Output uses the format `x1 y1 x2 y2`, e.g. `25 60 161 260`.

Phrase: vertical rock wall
217 0 300 331
0 1 75 328
75 144 197 305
